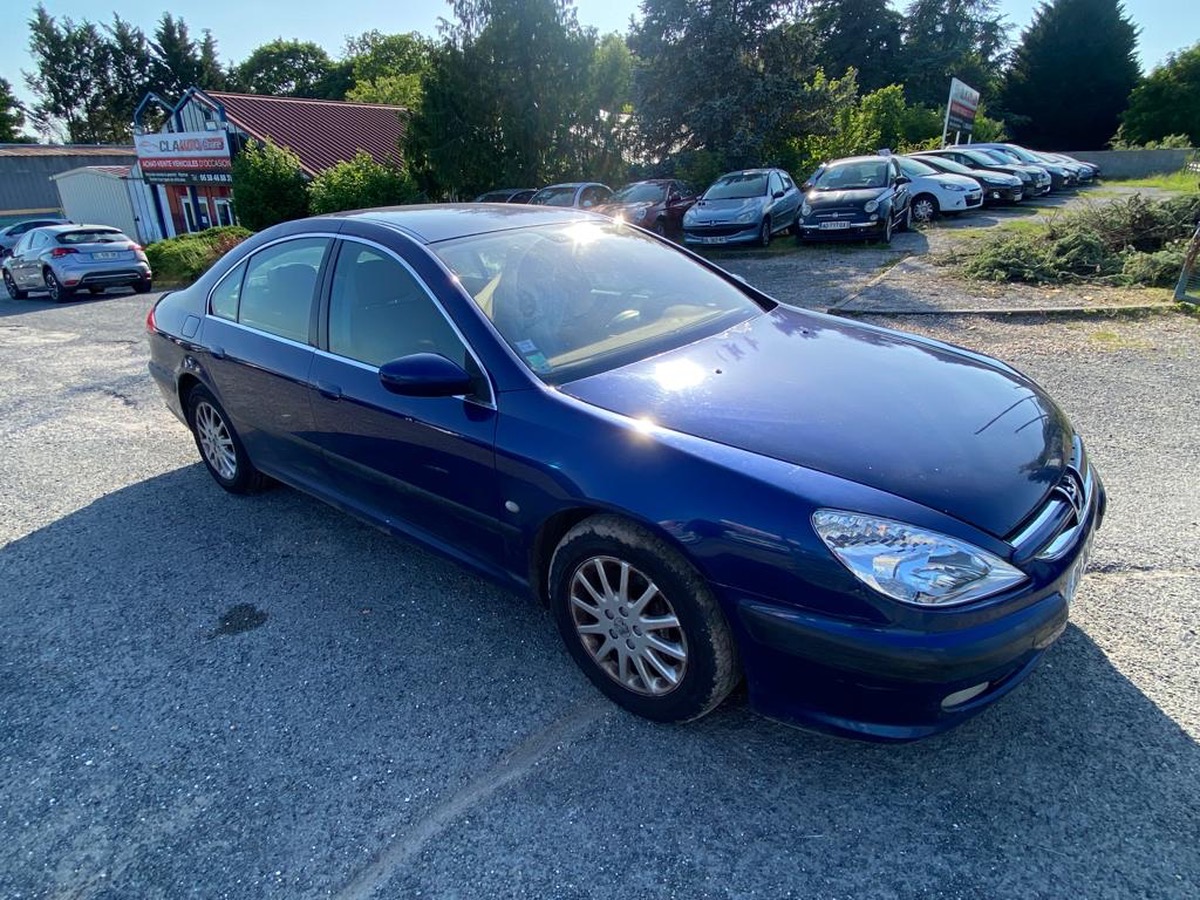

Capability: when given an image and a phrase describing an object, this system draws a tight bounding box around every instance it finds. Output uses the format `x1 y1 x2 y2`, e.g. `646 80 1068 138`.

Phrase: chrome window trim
322 234 497 408
205 231 341 320
202 316 316 353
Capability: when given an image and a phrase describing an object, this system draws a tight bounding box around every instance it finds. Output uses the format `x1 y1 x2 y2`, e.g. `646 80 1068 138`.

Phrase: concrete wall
1065 149 1198 179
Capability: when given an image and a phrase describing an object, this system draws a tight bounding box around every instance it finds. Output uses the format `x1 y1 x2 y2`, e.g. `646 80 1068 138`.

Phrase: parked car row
2 223 153 301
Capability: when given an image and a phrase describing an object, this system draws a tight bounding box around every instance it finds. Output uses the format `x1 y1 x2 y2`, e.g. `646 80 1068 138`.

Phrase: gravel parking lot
2 275 1197 898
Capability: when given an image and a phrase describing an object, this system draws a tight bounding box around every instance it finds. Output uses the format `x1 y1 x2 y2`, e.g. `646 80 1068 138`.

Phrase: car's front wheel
759 217 772 248
3 270 26 300
44 270 73 302
911 193 939 224
185 385 266 494
549 515 740 722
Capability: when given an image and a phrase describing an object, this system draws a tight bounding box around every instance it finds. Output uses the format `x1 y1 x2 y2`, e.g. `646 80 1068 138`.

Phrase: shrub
961 193 1200 287
308 151 420 214
230 140 309 231
146 226 253 285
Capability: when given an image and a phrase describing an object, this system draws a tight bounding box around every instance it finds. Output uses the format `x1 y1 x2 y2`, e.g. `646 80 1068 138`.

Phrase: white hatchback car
895 156 984 223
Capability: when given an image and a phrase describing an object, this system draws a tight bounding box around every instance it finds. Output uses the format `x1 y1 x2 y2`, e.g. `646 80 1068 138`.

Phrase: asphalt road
1 287 1197 899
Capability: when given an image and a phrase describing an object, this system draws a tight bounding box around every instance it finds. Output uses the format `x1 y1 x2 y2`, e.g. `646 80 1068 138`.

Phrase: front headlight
812 510 1027 607
939 182 968 192
801 202 812 217
633 208 647 222
735 210 758 224
864 199 879 213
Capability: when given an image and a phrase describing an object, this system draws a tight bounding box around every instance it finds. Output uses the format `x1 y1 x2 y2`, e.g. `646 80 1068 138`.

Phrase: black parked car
796 155 912 244
915 149 1052 196
473 188 537 203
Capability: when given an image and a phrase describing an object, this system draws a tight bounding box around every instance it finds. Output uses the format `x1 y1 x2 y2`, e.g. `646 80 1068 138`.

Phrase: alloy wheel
568 555 688 696
194 401 238 481
912 196 937 223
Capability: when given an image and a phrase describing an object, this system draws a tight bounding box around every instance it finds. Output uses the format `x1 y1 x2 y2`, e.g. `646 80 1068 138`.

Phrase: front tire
44 270 73 302
185 385 266 494
549 515 740 723
911 194 938 224
3 270 26 300
882 211 894 244
759 217 772 248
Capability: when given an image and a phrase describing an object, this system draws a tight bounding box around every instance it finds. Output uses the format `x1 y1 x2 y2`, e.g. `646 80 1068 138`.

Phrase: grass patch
958 193 1200 288
1106 170 1200 193
145 226 253 285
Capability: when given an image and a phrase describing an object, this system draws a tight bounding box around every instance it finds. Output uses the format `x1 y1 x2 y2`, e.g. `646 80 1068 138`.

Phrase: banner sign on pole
942 78 981 146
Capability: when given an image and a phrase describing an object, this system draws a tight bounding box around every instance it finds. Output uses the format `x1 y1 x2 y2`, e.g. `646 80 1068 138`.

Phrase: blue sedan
147 205 1104 740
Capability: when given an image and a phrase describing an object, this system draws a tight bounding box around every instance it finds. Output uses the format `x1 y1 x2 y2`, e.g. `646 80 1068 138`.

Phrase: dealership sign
136 131 233 185
943 77 981 141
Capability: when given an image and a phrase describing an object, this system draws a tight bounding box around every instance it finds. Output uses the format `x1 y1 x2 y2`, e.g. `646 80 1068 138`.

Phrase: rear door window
236 238 330 343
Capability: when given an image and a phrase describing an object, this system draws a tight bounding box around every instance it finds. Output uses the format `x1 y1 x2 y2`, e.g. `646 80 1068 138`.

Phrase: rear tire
185 385 267 495
134 278 153 294
44 270 73 302
549 515 741 723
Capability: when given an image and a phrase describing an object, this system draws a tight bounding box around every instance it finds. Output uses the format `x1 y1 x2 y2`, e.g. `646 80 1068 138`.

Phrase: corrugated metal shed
51 167 142 243
0 144 137 225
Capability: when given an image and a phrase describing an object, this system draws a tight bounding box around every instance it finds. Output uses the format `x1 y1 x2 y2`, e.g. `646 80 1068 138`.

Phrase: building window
215 199 235 227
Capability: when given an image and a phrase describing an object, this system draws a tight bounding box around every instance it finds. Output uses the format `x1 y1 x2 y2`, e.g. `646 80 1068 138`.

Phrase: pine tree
1001 0 1140 149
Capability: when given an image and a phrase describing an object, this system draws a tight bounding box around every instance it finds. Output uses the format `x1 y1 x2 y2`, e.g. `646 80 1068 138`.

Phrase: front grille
1009 439 1093 561
813 207 864 220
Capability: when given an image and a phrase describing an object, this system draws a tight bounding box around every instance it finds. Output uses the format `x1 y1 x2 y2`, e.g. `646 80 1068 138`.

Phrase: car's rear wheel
44 270 73 302
185 385 266 494
135 278 153 294
3 271 26 300
911 194 939 224
549 515 740 722
759 217 772 248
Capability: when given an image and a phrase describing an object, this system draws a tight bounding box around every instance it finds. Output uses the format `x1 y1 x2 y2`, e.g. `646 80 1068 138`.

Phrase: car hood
687 197 765 221
561 307 1071 538
805 188 884 207
595 201 657 218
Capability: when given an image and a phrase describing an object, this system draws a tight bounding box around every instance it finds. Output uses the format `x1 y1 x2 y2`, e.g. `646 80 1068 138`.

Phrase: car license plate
819 221 851 230
701 236 727 245
93 251 120 259
1062 533 1094 605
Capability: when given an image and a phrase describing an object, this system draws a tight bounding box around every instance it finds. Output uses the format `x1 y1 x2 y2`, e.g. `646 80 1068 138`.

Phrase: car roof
825 155 891 166
536 182 605 190
36 223 123 234
333 204 604 244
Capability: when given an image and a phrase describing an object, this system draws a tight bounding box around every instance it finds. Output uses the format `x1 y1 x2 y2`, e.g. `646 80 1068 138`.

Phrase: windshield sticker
525 351 551 373
516 339 538 353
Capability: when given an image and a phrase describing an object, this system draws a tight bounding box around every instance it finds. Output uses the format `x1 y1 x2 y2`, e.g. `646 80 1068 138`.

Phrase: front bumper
798 217 887 240
983 185 1024 204
682 222 764 247
726 471 1106 741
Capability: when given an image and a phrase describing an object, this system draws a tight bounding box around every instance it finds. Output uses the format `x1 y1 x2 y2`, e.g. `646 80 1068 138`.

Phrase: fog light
869 214 879 222
941 682 989 709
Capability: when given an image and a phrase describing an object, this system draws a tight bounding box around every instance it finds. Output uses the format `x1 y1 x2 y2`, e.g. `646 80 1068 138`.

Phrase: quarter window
237 238 329 343
327 242 468 370
209 260 246 321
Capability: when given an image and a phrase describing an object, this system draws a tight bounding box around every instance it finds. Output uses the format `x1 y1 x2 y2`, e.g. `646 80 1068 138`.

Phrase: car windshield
612 182 667 203
703 173 768 200
529 186 579 207
58 229 126 244
810 161 890 190
915 155 972 176
898 158 939 177
432 221 764 383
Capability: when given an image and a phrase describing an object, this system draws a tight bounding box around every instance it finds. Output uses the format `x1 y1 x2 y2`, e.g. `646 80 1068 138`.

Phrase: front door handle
316 380 342 400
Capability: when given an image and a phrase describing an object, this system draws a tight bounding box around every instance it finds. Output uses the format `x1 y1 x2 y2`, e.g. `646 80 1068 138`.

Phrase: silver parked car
0 217 70 258
682 168 802 248
2 224 152 301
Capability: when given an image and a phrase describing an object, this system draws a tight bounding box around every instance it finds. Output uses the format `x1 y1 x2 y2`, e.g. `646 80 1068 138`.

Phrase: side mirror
895 175 911 186
379 353 473 398
772 189 786 199
802 181 813 192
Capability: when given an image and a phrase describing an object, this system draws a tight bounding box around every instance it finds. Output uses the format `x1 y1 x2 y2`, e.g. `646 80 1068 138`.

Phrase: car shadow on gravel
2 465 1197 897
0 288 139 317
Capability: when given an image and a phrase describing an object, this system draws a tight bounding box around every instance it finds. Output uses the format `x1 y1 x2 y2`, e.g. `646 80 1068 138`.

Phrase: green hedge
145 226 253 285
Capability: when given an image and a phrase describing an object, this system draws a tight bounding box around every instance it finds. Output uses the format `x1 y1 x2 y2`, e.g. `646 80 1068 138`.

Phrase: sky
3 0 1197 136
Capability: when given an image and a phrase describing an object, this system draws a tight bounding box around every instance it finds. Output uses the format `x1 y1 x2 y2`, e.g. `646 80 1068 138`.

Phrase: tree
308 151 420 214
406 0 596 198
1119 42 1200 146
344 30 432 109
152 13 203 97
1001 0 1140 149
809 0 903 93
229 140 309 230
24 4 115 142
899 0 1008 109
629 0 821 171
232 39 349 98
0 78 28 141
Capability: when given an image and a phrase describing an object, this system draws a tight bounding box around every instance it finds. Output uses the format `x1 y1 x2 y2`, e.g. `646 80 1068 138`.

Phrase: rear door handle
316 380 342 400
